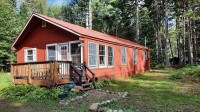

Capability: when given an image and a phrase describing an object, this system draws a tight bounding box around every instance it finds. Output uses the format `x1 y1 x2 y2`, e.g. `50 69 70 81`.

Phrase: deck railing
11 61 72 87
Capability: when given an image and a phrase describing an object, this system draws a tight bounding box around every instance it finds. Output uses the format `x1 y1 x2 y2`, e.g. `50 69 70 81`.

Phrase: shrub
0 84 62 101
170 65 200 82
92 78 115 89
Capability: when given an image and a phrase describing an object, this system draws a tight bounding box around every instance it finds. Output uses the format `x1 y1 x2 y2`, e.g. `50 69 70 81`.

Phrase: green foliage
46 3 62 19
154 63 165 69
1 85 61 101
93 78 116 89
0 0 20 70
171 66 200 82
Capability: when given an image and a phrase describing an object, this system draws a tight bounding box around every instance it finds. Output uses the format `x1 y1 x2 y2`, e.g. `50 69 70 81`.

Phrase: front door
69 41 82 64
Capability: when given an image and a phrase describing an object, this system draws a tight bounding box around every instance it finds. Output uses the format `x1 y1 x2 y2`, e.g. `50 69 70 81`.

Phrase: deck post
50 62 54 86
28 64 32 84
11 64 14 83
69 62 73 81
53 61 58 86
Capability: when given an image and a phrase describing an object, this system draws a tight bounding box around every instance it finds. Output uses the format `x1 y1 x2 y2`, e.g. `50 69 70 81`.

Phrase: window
99 45 106 67
134 48 137 64
121 46 126 65
145 50 148 60
108 46 114 67
24 48 36 62
89 42 97 67
60 45 68 60
47 45 56 61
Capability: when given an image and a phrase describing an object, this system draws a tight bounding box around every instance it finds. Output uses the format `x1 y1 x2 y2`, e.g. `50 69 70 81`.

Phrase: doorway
69 41 82 64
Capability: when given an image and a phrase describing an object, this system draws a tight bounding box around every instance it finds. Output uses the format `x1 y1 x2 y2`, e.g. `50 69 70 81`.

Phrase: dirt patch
68 90 120 108
176 104 198 111
178 84 193 93
178 83 200 93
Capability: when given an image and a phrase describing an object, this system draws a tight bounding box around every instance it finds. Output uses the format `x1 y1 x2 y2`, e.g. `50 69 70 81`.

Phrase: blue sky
47 0 71 6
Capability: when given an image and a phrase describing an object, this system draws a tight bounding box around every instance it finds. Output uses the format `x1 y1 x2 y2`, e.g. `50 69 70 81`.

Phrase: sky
47 0 71 6
16 0 71 9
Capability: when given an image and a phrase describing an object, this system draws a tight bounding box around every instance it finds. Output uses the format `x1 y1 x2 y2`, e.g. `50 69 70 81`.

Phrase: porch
11 61 96 88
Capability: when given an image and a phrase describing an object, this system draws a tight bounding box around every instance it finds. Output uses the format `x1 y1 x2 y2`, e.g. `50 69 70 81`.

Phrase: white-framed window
59 44 68 61
121 46 126 65
46 44 57 61
99 44 106 67
108 46 114 67
88 42 97 67
134 48 137 64
24 48 37 62
145 50 148 60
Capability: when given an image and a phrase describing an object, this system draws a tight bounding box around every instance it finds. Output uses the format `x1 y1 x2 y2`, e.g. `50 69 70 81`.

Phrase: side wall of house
16 20 79 63
82 37 150 79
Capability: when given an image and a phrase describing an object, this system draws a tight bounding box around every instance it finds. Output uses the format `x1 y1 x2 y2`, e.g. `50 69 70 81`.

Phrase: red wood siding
82 37 150 79
16 20 79 63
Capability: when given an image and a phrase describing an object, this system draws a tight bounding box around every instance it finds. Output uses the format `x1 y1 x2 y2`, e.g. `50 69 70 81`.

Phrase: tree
164 0 170 67
135 0 140 42
0 0 20 71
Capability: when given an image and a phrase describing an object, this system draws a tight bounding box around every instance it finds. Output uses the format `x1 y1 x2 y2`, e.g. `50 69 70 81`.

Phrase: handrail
12 61 72 65
70 63 82 86
11 61 72 87
83 62 96 89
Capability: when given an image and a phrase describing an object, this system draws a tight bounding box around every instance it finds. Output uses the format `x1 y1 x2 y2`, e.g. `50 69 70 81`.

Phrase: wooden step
82 83 90 87
83 87 92 91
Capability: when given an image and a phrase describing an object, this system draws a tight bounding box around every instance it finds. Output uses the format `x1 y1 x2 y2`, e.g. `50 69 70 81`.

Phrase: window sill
89 66 98 69
99 66 107 68
108 66 114 68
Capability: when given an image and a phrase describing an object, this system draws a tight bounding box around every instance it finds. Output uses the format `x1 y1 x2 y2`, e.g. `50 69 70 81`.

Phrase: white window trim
88 42 98 68
99 44 107 68
108 46 114 68
121 46 127 65
24 48 37 62
46 43 58 61
134 48 137 65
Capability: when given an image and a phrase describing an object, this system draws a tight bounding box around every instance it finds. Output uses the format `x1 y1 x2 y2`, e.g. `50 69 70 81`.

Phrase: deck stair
70 63 96 91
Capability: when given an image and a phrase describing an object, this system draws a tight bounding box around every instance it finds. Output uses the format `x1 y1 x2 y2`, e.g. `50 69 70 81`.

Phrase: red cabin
11 13 150 88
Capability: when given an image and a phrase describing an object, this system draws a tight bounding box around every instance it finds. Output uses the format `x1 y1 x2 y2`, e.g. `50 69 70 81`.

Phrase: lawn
0 70 200 112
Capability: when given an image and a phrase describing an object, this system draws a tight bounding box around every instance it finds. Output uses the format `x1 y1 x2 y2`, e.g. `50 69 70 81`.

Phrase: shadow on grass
130 73 172 83
103 73 200 111
150 70 173 74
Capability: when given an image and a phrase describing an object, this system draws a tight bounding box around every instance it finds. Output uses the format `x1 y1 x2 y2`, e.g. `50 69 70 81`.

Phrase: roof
12 13 147 49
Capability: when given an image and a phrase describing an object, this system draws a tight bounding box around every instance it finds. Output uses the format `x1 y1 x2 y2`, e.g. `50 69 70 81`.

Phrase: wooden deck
11 61 72 87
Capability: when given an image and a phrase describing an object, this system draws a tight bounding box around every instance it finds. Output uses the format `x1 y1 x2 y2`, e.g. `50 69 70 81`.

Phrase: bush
0 84 62 101
170 65 200 82
93 78 116 89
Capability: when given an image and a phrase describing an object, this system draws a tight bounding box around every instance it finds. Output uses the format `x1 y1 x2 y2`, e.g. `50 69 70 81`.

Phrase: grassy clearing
103 71 200 111
1 70 200 112
171 65 200 82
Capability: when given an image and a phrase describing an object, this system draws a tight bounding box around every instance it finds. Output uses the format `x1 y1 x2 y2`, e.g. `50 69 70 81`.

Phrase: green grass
1 70 200 112
171 65 200 82
0 72 12 90
102 71 200 111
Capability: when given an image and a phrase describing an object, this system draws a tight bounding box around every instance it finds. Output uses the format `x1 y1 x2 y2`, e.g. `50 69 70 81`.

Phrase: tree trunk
89 0 92 29
193 21 197 64
164 0 170 67
135 0 140 42
188 19 193 64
